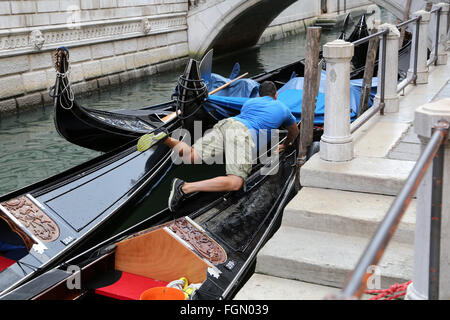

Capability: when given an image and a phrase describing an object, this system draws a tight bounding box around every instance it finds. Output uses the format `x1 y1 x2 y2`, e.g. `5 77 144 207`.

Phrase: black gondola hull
0 144 299 301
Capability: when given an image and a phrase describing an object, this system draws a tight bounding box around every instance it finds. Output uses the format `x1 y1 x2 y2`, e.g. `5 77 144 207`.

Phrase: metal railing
351 6 444 135
427 7 443 67
396 16 421 94
349 10 442 135
349 28 388 134
336 120 449 299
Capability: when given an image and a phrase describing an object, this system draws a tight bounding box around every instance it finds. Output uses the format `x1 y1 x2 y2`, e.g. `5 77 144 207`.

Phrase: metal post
408 11 430 84
433 3 449 65
321 0 327 14
413 18 420 84
380 32 387 115
406 101 450 300
337 0 340 15
429 122 446 300
434 9 441 66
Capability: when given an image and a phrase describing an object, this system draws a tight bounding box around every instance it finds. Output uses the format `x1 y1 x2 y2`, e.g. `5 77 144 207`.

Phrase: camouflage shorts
192 118 255 180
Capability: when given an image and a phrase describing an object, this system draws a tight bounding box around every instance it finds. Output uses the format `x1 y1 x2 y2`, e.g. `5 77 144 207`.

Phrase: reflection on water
0 7 397 198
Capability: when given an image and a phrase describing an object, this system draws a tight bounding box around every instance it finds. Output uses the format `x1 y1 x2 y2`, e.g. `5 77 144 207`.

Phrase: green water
0 8 398 232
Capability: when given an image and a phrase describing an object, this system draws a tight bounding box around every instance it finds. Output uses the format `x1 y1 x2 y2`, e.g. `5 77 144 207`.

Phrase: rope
174 74 208 120
365 280 412 300
49 52 74 110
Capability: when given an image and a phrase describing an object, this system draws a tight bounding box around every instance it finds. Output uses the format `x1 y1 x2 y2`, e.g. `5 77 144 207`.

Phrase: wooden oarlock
358 27 379 117
161 72 249 123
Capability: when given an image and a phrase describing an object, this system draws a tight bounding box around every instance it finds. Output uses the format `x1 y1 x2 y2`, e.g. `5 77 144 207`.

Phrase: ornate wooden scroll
1 196 60 242
168 218 227 265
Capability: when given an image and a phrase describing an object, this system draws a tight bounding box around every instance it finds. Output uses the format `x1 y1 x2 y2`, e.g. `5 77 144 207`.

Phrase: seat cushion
0 256 15 272
95 271 168 300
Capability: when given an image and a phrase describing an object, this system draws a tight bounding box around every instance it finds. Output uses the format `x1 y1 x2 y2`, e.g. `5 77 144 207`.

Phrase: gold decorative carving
168 218 227 265
2 196 60 242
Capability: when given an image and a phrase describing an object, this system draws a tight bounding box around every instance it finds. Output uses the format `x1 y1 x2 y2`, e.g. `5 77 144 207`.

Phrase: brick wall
0 0 188 28
0 0 189 115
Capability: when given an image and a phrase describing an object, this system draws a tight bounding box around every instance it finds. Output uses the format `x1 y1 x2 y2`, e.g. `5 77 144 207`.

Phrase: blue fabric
205 70 378 125
208 73 260 98
0 241 27 261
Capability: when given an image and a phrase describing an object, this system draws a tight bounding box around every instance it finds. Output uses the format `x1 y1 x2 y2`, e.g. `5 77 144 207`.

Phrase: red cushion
0 256 15 272
95 271 168 300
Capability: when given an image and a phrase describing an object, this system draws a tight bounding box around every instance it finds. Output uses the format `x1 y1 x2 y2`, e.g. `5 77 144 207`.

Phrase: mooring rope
174 74 208 120
365 280 412 300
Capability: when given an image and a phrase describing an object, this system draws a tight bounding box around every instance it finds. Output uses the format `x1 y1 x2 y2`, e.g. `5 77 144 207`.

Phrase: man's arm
278 122 299 153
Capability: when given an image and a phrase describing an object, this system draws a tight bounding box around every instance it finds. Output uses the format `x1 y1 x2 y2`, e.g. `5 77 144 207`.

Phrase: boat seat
95 271 168 300
0 256 15 272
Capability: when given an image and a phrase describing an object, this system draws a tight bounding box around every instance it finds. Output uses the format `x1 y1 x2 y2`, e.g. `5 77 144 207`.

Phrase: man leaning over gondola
152 81 299 212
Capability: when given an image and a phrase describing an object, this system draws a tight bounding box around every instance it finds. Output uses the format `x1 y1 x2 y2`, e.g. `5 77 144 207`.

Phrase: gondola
1 52 305 300
54 14 410 153
343 14 412 79
0 54 206 298
0 45 331 300
0 113 300 301
0 14 411 299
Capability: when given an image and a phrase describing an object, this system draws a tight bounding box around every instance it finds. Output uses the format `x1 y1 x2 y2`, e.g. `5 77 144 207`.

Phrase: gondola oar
137 72 249 152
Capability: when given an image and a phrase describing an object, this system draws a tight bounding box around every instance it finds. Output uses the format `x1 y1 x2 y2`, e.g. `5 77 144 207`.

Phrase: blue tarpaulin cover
204 71 378 124
208 73 260 98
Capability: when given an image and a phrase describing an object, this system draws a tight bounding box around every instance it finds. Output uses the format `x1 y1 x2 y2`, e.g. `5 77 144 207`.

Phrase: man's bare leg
164 136 200 164
182 175 244 194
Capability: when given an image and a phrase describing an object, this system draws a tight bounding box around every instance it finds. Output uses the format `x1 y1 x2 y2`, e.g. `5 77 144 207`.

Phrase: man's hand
277 122 299 153
277 143 287 154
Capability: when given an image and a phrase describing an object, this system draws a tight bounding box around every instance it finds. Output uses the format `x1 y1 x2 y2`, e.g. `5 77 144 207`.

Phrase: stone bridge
187 0 446 57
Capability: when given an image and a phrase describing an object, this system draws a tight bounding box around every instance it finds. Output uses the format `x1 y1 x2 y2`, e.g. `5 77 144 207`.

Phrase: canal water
0 8 397 233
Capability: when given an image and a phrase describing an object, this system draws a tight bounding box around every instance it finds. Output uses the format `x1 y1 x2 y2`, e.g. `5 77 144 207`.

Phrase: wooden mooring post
399 0 412 47
358 28 379 117
296 26 322 188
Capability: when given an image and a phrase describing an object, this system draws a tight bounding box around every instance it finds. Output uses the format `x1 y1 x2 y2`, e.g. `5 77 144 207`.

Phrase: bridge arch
187 0 296 58
187 0 426 58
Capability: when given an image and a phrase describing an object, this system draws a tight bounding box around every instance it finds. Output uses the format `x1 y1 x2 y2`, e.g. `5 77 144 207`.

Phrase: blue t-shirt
233 96 296 145
233 96 296 130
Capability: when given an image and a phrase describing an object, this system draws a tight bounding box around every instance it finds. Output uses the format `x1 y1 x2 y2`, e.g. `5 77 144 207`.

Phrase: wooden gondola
0 55 205 298
0 45 320 300
1 52 304 300
0 119 300 301
344 14 412 80
0 15 413 299
53 14 411 153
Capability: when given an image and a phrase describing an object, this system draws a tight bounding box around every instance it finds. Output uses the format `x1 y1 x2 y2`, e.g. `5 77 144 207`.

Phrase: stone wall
258 0 373 44
0 0 189 116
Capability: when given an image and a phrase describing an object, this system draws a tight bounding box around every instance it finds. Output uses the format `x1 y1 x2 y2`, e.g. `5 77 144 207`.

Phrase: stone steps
234 274 375 300
300 154 416 196
254 226 413 290
282 187 416 244
235 54 449 300
234 274 341 300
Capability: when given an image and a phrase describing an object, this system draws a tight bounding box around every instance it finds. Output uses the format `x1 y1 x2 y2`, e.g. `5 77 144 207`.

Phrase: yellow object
179 277 189 290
